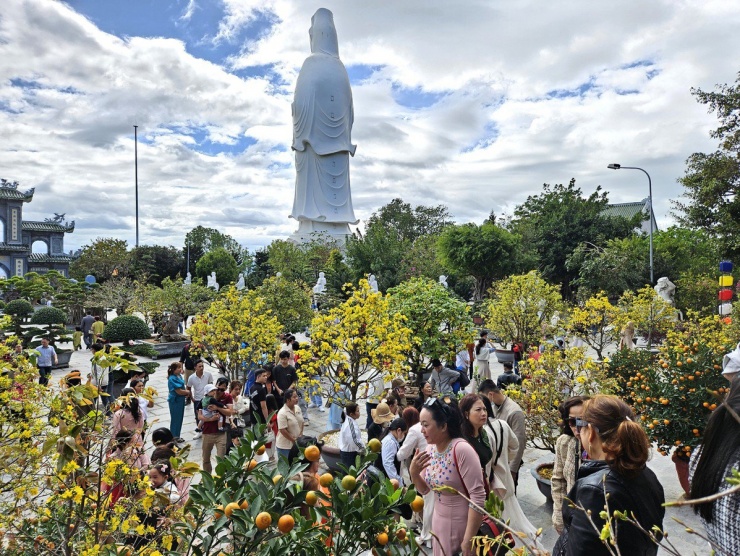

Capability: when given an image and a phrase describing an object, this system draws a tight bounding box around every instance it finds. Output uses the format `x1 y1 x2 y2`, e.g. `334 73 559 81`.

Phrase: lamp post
134 125 139 247
608 163 654 285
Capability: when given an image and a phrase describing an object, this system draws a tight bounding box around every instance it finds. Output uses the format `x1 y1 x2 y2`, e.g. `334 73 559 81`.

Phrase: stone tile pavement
51 346 709 555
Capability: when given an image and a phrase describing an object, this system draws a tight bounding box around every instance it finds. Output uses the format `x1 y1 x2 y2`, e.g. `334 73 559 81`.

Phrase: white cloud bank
0 0 738 251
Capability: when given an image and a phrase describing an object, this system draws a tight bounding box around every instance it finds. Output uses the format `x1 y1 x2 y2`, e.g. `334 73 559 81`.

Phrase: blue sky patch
347 64 384 84
391 84 446 109
546 78 596 99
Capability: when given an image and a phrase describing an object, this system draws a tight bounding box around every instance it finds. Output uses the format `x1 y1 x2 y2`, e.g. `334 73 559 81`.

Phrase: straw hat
371 402 394 425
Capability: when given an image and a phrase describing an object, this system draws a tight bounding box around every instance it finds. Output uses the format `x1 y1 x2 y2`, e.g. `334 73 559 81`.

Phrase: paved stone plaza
53 344 709 554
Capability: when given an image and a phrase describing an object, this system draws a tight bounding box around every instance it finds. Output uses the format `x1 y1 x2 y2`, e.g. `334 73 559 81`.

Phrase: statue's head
319 271 325 278
309 8 339 56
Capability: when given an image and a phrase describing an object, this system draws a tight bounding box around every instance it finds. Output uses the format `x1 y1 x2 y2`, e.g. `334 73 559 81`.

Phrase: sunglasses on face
567 417 578 427
217 387 227 392
575 418 599 434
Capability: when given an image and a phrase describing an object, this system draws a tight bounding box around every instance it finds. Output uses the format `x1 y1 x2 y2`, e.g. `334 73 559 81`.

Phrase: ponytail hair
121 387 142 423
381 417 408 440
583 395 649 478
167 362 182 376
476 338 486 355
342 402 359 423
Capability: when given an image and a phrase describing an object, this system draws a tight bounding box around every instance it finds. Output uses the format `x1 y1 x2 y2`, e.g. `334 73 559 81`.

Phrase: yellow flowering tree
507 347 617 452
617 285 676 348
566 292 620 360
299 279 411 402
485 271 564 351
188 286 282 382
1 345 198 555
388 277 473 380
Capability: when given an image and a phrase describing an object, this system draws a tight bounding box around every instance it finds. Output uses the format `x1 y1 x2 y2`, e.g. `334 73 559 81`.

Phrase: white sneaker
193 431 202 439
318 407 326 412
307 403 318 409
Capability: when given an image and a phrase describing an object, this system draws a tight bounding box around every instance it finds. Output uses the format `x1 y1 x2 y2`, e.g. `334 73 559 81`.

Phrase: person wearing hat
391 377 408 409
367 402 394 441
249 368 270 426
429 358 460 395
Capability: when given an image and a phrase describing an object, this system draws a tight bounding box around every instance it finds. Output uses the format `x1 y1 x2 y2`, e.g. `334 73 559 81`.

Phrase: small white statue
207 272 219 291
236 273 246 291
313 271 327 294
655 277 676 306
368 274 379 293
183 272 192 286
439 275 448 288
619 321 636 350
550 310 561 329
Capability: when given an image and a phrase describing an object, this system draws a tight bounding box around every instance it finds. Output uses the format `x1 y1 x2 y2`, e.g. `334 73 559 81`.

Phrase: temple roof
0 242 30 253
28 253 74 264
602 198 649 220
22 220 75 233
0 187 35 202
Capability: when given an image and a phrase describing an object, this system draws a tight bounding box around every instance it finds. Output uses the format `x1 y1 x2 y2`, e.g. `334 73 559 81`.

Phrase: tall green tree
672 73 740 258
347 198 453 291
128 245 184 285
569 227 720 300
195 247 239 287
265 240 313 283
510 179 638 298
183 226 249 276
68 238 130 282
437 221 519 300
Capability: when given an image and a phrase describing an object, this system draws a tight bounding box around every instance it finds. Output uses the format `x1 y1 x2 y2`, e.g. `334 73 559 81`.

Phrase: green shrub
4 299 33 319
102 315 151 342
121 343 159 358
30 307 67 325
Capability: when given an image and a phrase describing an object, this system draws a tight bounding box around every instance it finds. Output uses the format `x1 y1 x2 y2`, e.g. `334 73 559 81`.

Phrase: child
198 385 226 431
148 461 180 504
72 326 83 351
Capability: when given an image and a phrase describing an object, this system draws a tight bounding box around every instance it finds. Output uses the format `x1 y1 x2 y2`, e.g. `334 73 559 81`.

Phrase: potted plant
627 314 732 494
507 346 617 500
25 307 73 368
3 299 34 342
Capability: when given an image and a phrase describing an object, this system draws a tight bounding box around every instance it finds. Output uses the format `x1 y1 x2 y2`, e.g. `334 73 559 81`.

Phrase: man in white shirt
187 360 212 439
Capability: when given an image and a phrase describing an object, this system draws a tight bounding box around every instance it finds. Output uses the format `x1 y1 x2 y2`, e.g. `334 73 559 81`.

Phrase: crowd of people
43 322 739 556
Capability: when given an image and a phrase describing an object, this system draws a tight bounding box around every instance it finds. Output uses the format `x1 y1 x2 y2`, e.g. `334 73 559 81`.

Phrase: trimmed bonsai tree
25 307 71 352
102 314 151 343
4 299 34 343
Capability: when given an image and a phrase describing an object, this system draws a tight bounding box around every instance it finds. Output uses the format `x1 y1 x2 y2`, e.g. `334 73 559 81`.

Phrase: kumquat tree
299 279 412 403
188 286 282 382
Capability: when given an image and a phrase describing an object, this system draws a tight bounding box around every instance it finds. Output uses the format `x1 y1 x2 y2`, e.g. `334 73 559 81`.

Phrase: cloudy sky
1 0 738 252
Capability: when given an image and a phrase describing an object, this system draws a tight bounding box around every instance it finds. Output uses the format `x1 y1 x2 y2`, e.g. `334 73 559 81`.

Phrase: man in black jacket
497 362 522 390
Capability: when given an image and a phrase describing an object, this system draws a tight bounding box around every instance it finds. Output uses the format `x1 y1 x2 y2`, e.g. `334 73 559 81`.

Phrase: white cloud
0 0 738 254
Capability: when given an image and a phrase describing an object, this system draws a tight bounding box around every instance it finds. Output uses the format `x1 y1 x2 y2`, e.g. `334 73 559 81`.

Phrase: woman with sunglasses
410 397 485 556
554 395 664 556
552 396 589 534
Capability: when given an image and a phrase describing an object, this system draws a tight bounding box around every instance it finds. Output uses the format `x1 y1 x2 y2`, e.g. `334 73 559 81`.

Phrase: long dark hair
120 387 142 423
690 375 740 522
421 397 462 439
341 402 359 423
475 338 486 355
559 396 589 436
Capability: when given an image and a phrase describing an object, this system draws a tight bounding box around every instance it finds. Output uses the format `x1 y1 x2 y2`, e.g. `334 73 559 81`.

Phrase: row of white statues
183 272 246 292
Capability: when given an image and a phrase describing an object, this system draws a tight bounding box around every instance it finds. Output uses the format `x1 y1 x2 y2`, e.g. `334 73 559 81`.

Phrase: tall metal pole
134 125 139 247
607 164 654 284
187 241 190 276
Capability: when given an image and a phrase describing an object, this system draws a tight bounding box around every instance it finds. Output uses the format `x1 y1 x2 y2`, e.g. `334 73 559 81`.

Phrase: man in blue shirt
37 336 58 386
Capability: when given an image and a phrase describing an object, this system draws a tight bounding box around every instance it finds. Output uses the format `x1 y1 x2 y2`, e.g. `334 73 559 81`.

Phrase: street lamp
607 163 654 285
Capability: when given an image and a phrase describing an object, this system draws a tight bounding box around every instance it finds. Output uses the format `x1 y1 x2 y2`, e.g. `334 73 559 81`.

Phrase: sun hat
371 402 394 425
204 384 217 394
391 378 406 389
